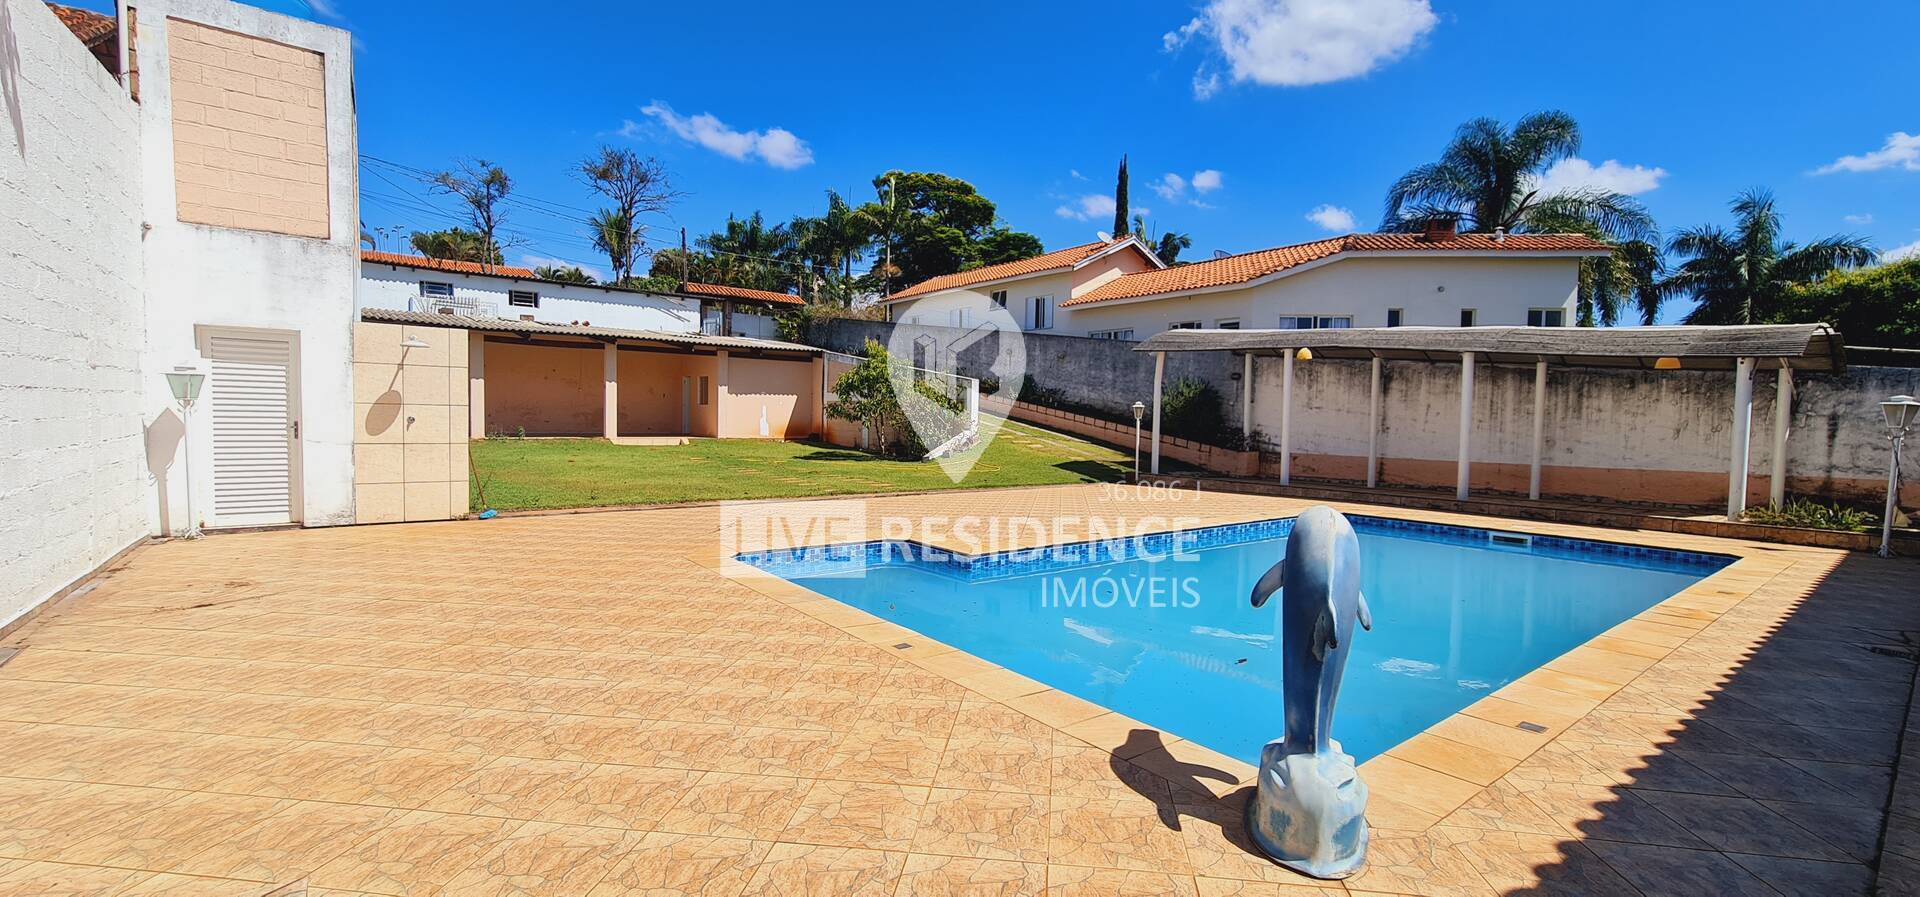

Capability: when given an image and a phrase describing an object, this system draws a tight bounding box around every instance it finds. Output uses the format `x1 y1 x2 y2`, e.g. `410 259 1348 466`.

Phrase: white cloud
1069 169 1087 180
1167 0 1437 97
1306 204 1356 232
520 255 607 282
1815 132 1920 175
1845 213 1874 226
1529 158 1667 197
1885 239 1920 263
1149 169 1224 207
635 101 814 170
1056 194 1118 222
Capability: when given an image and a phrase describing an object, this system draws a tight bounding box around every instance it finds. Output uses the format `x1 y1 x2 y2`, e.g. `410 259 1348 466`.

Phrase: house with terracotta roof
358 251 700 333
888 223 1612 340
881 236 1165 332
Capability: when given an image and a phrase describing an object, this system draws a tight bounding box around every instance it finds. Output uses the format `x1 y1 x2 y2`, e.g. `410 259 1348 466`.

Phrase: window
949 308 972 327
1386 308 1404 327
990 290 1008 309
1459 308 1478 327
1169 321 1202 330
1278 315 1353 330
1026 295 1054 330
907 315 923 325
698 376 711 405
1215 319 1241 329
419 281 453 299
508 289 539 308
1527 307 1566 327
1089 329 1136 340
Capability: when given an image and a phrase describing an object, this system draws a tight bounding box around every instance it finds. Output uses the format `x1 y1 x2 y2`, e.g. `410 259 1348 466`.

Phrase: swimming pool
739 515 1731 764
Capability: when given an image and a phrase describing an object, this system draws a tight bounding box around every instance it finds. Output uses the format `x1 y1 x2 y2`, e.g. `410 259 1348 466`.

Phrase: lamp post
1132 400 1147 478
1878 395 1918 558
164 365 207 538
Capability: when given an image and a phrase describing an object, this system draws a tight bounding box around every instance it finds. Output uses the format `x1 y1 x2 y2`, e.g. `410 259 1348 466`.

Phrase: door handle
289 420 300 439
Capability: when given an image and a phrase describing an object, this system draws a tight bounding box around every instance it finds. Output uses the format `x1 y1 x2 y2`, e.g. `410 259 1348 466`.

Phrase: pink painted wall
479 340 818 440
484 341 602 436
721 355 818 439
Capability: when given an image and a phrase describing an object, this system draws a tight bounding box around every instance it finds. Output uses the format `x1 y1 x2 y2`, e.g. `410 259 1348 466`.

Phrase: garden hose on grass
469 444 498 519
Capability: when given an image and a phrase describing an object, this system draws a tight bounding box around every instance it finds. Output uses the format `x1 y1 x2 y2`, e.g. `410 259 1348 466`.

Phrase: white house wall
0 0 149 631
136 0 360 533
357 265 700 333
889 271 1077 332
1061 255 1580 336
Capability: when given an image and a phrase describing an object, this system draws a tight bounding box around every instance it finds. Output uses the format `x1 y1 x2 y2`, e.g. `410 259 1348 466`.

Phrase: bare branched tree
579 147 680 283
432 159 514 273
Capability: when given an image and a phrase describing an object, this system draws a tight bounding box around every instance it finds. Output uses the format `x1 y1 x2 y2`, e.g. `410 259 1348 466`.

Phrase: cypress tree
1113 155 1130 237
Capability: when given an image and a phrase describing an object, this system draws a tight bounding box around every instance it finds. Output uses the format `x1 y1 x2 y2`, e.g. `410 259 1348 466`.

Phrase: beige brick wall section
353 322 470 523
168 18 330 238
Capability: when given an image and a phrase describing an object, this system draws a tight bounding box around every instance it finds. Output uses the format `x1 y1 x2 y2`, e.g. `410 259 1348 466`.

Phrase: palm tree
533 265 595 284
1383 111 1658 325
1576 239 1665 326
588 209 638 286
1131 215 1192 265
1665 189 1876 324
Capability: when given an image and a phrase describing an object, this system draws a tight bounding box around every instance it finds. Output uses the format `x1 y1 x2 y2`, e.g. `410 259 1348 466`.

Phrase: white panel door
207 334 298 527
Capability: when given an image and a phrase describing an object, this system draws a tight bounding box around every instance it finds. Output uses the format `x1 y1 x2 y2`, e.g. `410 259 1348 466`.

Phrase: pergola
1133 324 1846 519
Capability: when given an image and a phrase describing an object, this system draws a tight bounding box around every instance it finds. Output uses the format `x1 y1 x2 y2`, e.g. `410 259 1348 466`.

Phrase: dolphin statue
1250 505 1372 756
1245 505 1373 879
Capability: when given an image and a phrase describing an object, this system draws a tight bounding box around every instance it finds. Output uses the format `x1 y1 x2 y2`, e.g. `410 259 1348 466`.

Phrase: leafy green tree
409 228 502 265
854 171 1039 293
533 265 595 284
431 159 514 271
1576 239 1665 326
1382 111 1658 326
1665 189 1877 324
1113 155 1130 237
976 228 1045 266
1133 215 1191 265
825 339 914 458
589 209 637 285
1769 256 1918 346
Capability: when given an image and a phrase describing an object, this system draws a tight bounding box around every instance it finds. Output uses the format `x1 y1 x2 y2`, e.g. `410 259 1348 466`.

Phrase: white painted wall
357 262 700 333
888 271 1077 333
1062 255 1580 337
135 0 360 532
0 0 149 630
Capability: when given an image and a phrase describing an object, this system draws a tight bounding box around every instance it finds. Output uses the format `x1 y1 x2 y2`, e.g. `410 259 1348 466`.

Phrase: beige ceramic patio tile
438 821 645 897
1355 755 1483 821
170 799 407 882
417 757 591 819
1385 732 1516 787
309 810 521 896
1048 793 1193 873
1043 864 1200 896
1193 878 1345 897
0 861 151 894
657 771 814 841
1129 739 1257 800
1342 829 1495 897
893 854 1046 897
955 668 1051 702
1431 825 1640 895
912 788 1050 863
737 843 906 897
1061 712 1163 758
780 780 929 851
1421 713 1550 762
584 831 771 897
1004 689 1110 730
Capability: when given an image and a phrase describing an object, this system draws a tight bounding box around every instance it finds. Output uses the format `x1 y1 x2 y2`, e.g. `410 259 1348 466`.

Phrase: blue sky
85 0 1920 321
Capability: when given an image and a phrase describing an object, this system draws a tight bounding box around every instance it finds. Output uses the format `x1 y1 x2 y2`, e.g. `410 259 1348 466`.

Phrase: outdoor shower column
1529 360 1547 500
1769 365 1793 507
1456 352 1476 501
602 341 619 439
1727 356 1757 520
1150 351 1165 474
1366 356 1381 488
1279 351 1294 485
1241 353 1254 442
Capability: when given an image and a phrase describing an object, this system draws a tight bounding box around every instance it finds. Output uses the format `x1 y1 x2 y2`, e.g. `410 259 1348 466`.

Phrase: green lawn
467 420 1133 511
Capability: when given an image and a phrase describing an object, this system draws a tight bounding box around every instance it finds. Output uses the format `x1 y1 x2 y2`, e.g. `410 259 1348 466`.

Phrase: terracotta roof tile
1063 232 1612 306
680 282 805 307
361 251 536 278
47 3 116 47
890 240 1125 300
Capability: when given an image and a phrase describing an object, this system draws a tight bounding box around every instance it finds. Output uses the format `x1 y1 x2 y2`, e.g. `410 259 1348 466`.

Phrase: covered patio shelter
1134 324 1846 520
360 308 828 442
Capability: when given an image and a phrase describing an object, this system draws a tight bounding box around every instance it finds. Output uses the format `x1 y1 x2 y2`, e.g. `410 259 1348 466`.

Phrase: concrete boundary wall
0 0 149 630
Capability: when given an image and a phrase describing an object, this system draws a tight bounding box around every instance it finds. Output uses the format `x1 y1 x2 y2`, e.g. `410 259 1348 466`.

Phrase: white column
1241 353 1254 440
602 342 619 439
1727 356 1756 520
1529 360 1547 500
1456 351 1475 501
1279 351 1295 485
1150 351 1165 474
1366 356 1382 488
1769 365 1793 508
468 331 486 439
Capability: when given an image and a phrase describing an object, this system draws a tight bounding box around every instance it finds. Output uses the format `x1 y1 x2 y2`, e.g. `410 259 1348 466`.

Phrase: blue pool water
741 516 1730 764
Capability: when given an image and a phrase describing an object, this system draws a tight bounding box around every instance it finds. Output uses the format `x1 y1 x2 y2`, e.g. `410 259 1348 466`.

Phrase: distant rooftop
679 282 805 307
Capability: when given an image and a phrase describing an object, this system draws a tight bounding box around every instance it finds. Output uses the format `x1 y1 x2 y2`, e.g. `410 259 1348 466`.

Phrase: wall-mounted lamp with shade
1295 348 1314 361
165 364 207 538
1879 394 1919 558
1653 357 1682 370
400 336 431 349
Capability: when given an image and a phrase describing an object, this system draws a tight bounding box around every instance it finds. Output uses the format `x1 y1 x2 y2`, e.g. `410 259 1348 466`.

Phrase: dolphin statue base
1244 505 1374 879
1247 740 1369 879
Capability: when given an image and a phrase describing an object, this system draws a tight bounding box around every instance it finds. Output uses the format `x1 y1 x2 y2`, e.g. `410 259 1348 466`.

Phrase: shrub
825 339 966 459
1743 498 1879 533
1161 378 1227 443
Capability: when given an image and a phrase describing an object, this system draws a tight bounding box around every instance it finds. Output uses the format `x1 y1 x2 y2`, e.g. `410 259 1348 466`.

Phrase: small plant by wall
1742 498 1879 533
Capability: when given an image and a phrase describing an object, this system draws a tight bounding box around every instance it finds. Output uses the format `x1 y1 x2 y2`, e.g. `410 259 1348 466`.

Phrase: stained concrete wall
1247 357 1920 507
0 0 149 631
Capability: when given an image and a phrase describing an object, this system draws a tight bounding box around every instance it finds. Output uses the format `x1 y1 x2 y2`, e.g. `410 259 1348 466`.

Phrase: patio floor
0 484 1912 896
